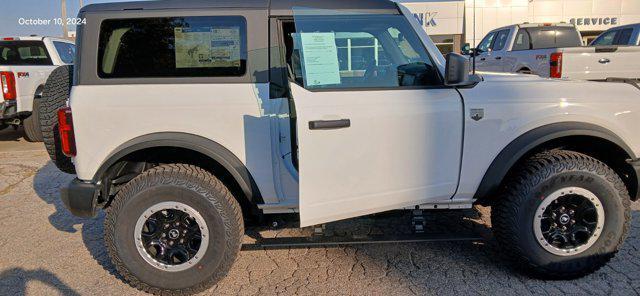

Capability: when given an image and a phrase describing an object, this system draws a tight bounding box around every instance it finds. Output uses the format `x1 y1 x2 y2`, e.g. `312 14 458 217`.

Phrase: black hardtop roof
81 0 399 15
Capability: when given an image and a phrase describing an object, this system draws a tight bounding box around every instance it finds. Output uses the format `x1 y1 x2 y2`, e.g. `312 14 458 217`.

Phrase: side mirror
445 52 471 86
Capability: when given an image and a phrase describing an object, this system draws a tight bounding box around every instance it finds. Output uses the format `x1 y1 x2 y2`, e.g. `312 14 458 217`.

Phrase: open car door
284 8 464 226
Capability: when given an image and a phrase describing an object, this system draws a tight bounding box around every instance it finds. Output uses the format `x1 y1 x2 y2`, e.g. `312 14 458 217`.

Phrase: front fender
472 122 636 201
454 77 640 201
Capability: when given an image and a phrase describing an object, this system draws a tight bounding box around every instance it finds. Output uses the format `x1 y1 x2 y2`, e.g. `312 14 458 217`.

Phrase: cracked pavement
0 128 639 295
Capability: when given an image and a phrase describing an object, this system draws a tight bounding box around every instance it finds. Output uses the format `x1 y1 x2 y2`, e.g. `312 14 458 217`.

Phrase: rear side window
53 41 76 64
492 29 510 51
526 27 582 49
512 29 531 50
98 16 247 78
0 41 53 66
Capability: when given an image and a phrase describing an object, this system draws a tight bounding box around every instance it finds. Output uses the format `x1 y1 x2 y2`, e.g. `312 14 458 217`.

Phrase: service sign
569 16 620 29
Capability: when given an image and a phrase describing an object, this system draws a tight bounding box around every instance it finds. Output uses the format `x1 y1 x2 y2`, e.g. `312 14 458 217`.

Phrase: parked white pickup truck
564 23 640 81
469 23 583 76
0 36 75 141
471 23 640 81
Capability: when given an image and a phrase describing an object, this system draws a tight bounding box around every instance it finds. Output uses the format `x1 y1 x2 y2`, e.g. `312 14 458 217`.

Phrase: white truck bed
561 46 640 81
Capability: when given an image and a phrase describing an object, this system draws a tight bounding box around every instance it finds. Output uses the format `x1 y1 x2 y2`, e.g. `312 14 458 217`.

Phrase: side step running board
241 233 483 250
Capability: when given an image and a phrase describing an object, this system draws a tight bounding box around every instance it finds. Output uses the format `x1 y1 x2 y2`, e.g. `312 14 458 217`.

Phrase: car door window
591 30 617 46
285 14 441 90
615 28 634 45
477 32 496 53
512 29 531 51
491 29 510 51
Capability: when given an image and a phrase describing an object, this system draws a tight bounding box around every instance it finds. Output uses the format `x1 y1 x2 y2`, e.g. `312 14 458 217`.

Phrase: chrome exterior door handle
599 58 611 64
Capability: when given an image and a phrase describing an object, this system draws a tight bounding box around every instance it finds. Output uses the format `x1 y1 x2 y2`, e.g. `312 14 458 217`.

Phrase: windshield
0 41 53 66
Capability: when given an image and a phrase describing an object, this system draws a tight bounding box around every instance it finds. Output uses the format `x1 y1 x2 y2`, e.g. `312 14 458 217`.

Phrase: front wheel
492 150 631 279
105 164 244 295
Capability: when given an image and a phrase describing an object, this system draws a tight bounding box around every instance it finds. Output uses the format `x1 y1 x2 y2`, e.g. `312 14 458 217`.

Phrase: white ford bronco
54 0 640 294
0 36 75 141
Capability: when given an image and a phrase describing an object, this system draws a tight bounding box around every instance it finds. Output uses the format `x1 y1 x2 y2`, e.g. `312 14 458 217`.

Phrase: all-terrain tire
492 150 631 279
105 164 244 295
23 98 43 142
39 65 75 174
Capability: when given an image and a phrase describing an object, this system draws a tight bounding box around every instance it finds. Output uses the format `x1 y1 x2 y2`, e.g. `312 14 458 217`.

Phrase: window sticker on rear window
174 26 241 69
97 16 247 78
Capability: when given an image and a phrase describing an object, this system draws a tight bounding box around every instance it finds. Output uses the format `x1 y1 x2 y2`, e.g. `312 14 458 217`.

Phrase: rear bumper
0 100 18 120
630 158 640 201
60 178 100 218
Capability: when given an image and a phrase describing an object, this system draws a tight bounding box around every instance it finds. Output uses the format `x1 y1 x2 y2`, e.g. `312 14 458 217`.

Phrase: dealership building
401 0 640 53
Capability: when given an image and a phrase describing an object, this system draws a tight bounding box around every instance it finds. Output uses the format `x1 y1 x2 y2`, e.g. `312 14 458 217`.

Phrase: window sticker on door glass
299 32 341 87
174 26 241 68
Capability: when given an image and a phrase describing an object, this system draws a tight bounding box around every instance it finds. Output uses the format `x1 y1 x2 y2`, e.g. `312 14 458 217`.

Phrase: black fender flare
92 132 262 203
473 122 637 201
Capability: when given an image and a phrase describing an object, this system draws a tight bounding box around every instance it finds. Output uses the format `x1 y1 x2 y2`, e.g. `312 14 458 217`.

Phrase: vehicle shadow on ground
32 162 123 280
31 161 640 294
0 268 81 296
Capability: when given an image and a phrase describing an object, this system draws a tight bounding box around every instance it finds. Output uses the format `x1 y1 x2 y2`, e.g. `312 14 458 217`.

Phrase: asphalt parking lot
0 127 639 296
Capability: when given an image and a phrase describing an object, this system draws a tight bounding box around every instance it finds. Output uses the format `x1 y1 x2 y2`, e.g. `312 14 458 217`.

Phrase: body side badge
470 108 484 121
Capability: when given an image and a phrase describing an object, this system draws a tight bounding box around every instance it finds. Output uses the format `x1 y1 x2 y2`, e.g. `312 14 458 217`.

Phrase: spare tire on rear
39 65 76 174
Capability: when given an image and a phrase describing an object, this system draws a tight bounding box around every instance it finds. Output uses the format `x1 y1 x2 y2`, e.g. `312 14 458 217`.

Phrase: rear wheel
105 164 244 295
23 99 43 142
492 150 631 279
39 66 75 174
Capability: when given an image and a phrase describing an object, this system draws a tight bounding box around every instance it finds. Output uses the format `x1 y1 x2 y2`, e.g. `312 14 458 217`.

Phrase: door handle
598 58 611 64
495 56 502 60
309 119 351 130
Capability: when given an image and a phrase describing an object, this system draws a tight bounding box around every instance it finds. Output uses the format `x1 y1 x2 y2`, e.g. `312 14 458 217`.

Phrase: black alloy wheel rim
134 202 209 271
533 187 604 256
141 209 203 265
539 194 598 250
